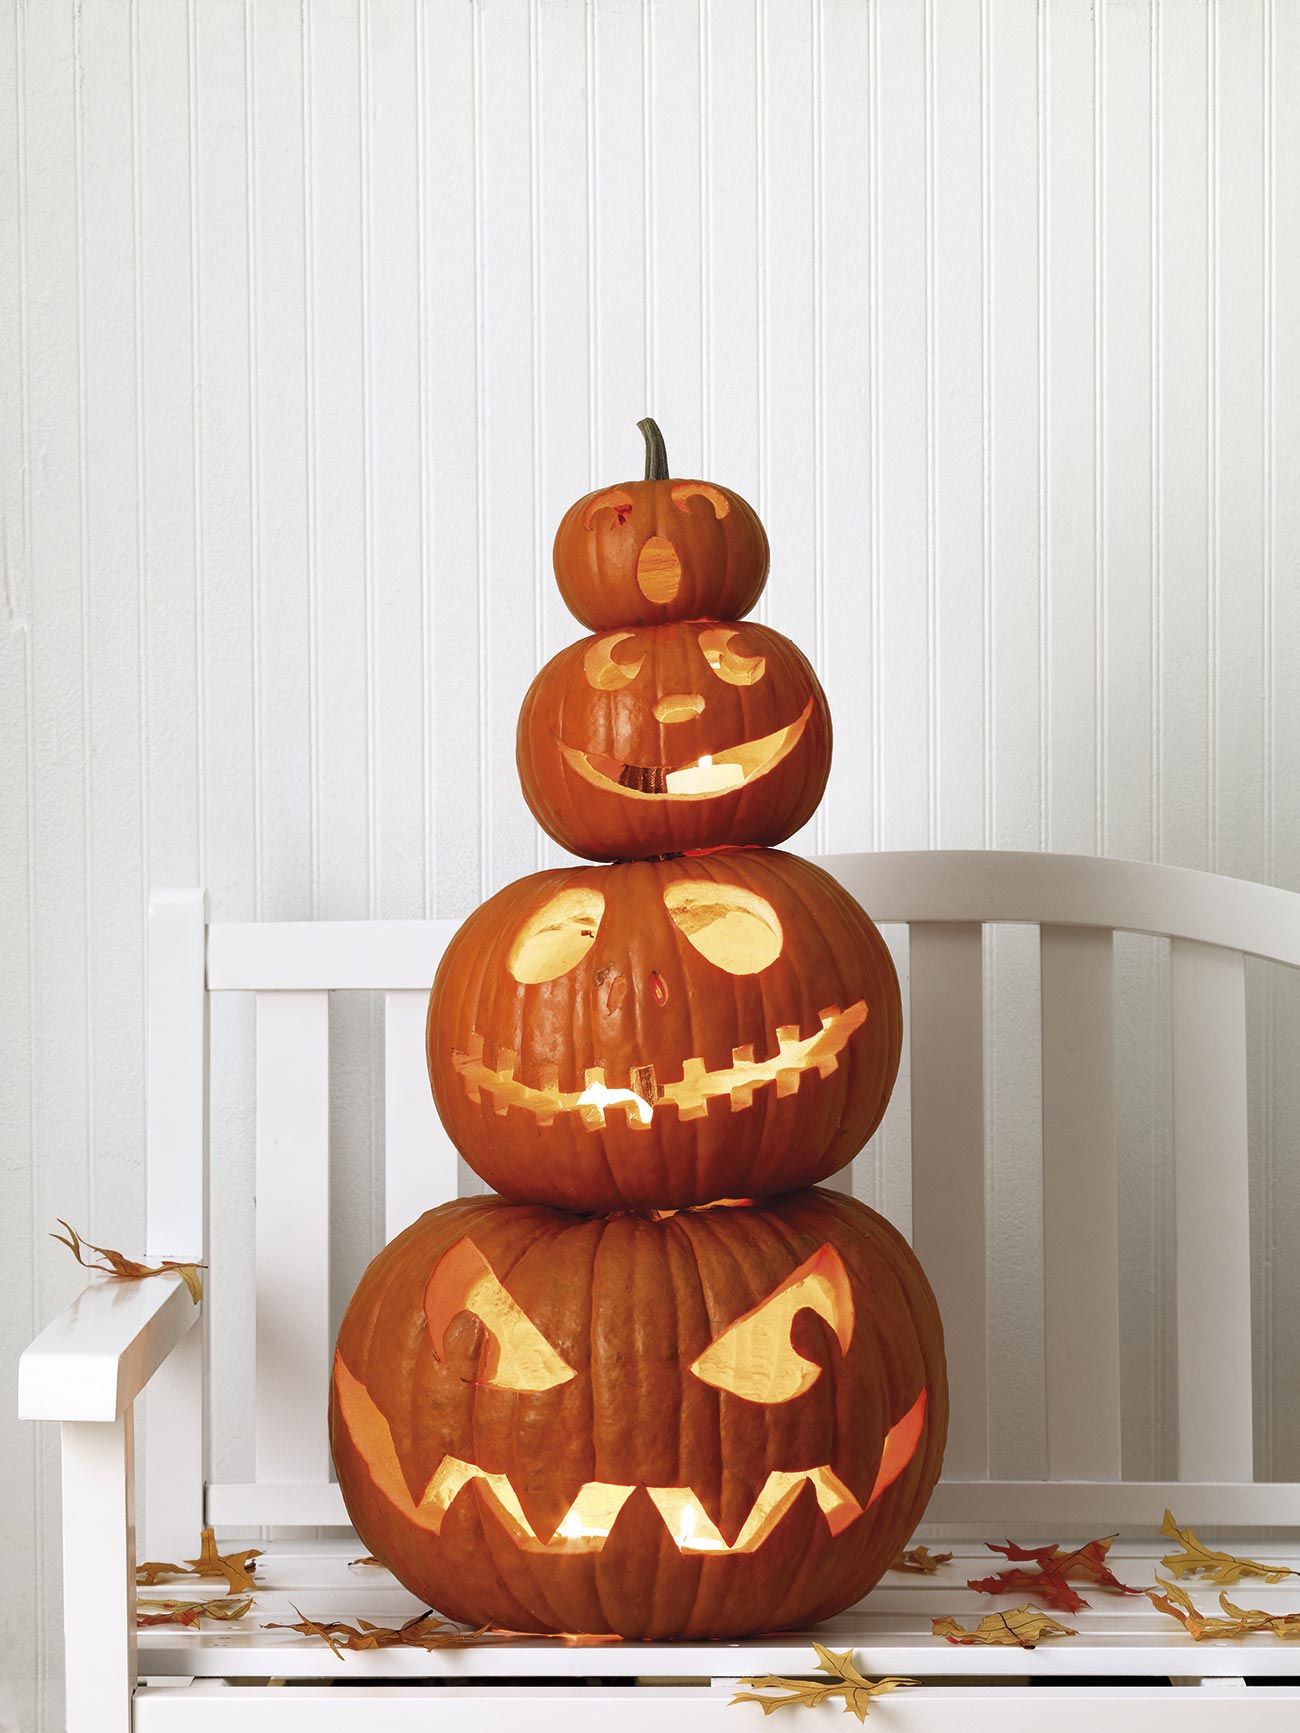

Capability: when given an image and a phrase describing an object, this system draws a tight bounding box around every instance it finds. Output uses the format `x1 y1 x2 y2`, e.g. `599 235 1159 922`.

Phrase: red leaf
969 1536 1141 1611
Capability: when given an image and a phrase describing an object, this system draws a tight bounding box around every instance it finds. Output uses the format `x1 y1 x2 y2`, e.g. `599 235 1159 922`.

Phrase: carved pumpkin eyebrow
698 626 766 686
671 480 731 519
424 1238 576 1393
582 488 636 529
689 1245 854 1403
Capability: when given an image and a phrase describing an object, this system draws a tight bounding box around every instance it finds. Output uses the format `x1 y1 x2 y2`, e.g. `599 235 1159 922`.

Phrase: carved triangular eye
690 1245 854 1403
424 1239 576 1393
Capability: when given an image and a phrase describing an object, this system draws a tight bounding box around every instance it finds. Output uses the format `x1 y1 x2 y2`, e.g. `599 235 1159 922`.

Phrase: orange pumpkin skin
517 621 831 861
330 1189 947 1639
427 849 902 1212
553 476 768 632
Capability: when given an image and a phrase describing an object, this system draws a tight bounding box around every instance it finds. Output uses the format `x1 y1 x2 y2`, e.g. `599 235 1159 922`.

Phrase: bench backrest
142 851 1300 1552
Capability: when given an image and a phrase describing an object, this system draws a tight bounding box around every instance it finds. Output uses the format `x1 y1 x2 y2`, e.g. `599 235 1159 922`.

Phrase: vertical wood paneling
5 6 1300 1726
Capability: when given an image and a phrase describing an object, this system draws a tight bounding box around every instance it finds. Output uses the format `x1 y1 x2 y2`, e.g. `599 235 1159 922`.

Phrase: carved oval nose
636 535 682 603
653 692 705 724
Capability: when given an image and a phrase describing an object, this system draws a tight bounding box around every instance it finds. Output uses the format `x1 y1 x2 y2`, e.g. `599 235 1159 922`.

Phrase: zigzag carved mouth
334 1355 925 1557
559 699 813 801
450 1001 868 1130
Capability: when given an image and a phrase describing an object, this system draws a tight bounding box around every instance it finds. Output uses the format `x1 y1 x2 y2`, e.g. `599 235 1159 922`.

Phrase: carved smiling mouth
335 1356 926 1557
560 698 813 800
451 1000 868 1130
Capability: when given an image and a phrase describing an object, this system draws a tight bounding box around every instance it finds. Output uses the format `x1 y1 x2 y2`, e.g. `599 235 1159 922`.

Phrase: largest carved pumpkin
330 1189 947 1639
427 849 902 1212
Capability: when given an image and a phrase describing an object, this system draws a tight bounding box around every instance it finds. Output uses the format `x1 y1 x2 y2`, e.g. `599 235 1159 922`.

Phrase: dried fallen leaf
136 1595 253 1628
137 1528 262 1595
349 1556 383 1567
731 1643 916 1722
52 1220 204 1303
934 1607 1076 1648
1159 1510 1293 1587
265 1608 504 1658
890 1545 953 1575
968 1535 1141 1612
1147 1575 1300 1642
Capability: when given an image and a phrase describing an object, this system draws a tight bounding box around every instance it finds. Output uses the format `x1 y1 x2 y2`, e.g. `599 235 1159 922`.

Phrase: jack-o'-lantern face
329 1190 947 1639
428 850 903 1212
551 421 769 631
517 621 832 860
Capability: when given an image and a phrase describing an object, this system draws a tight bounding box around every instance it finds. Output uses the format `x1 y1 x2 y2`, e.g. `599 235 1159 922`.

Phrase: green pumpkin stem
637 418 670 482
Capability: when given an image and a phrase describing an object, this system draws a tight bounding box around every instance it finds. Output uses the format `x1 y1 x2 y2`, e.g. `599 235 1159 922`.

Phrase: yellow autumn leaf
1159 1509 1293 1586
933 1606 1076 1647
731 1644 916 1722
890 1545 954 1575
52 1220 204 1303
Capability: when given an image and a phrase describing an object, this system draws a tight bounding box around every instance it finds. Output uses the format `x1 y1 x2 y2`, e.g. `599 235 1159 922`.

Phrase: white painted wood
383 988 455 1240
133 1684 1300 1733
208 917 460 991
18 1273 197 1423
60 1415 135 1733
255 991 331 1483
144 889 210 1560
1040 925 1121 1479
908 923 987 1478
823 851 1300 966
1170 940 1254 1481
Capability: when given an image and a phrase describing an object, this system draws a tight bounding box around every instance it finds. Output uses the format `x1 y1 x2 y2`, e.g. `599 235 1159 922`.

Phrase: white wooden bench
20 850 1300 1729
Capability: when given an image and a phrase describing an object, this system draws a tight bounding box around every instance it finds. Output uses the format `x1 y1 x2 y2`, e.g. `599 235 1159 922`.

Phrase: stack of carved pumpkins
330 422 948 1639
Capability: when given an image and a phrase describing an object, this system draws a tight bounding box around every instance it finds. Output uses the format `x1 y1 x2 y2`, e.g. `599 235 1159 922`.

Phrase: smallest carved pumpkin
553 420 769 630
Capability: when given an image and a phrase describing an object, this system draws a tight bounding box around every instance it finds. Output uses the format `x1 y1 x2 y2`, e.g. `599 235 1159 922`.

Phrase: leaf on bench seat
265 1607 505 1658
136 1528 262 1595
1159 1509 1295 1587
136 1595 254 1628
967 1535 1142 1612
1147 1576 1300 1642
889 1545 953 1575
933 1607 1077 1648
731 1644 916 1722
51 1220 204 1303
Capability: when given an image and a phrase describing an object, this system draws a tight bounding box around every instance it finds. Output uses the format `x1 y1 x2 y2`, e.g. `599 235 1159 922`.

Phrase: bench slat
1041 924 1121 1480
909 922 988 1478
1171 940 1254 1481
255 991 332 1483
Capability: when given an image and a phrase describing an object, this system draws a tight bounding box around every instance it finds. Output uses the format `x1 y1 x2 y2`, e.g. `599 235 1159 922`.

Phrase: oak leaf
968 1535 1140 1612
1159 1510 1294 1587
1147 1575 1300 1642
349 1556 383 1567
890 1545 953 1575
731 1643 916 1722
52 1220 204 1303
266 1607 503 1658
933 1607 1076 1647
136 1595 253 1628
137 1528 262 1595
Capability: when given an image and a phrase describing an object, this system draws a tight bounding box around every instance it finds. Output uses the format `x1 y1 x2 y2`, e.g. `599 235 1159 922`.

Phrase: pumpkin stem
637 418 670 482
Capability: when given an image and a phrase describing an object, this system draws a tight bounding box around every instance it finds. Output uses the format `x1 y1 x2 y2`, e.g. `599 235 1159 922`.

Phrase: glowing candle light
664 753 746 796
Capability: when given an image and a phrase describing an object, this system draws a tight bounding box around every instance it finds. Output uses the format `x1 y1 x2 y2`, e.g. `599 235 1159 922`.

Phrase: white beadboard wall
3 1 1300 1727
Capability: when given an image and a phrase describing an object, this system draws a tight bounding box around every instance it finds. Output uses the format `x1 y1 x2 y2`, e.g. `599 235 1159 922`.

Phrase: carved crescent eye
583 631 645 692
424 1238 576 1393
509 886 606 984
671 481 731 520
663 880 783 975
698 626 766 686
582 488 636 529
690 1245 855 1403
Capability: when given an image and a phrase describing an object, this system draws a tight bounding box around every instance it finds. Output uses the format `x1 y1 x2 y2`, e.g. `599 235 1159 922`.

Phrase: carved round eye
583 631 645 692
663 880 783 974
509 887 605 984
425 1239 576 1393
698 626 766 687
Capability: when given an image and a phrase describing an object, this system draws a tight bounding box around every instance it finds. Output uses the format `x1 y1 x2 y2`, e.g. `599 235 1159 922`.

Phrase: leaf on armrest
51 1220 204 1303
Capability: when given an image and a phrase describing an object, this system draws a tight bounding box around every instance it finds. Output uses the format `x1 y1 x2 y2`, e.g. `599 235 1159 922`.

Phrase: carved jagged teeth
731 1043 755 1066
818 1005 842 1027
730 1085 755 1110
775 1069 802 1098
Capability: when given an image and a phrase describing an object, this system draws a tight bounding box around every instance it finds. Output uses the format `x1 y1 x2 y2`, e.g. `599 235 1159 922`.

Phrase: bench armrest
18 1272 200 1422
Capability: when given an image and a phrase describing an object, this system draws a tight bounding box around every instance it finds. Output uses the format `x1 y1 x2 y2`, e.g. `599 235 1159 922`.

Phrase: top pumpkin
553 420 769 629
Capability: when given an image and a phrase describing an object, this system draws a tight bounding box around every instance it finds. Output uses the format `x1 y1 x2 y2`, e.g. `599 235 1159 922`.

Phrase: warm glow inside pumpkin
517 620 831 860
427 849 902 1211
552 420 769 631
330 1189 947 1639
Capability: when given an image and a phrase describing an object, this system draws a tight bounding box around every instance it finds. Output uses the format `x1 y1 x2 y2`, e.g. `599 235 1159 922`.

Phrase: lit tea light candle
664 753 745 796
